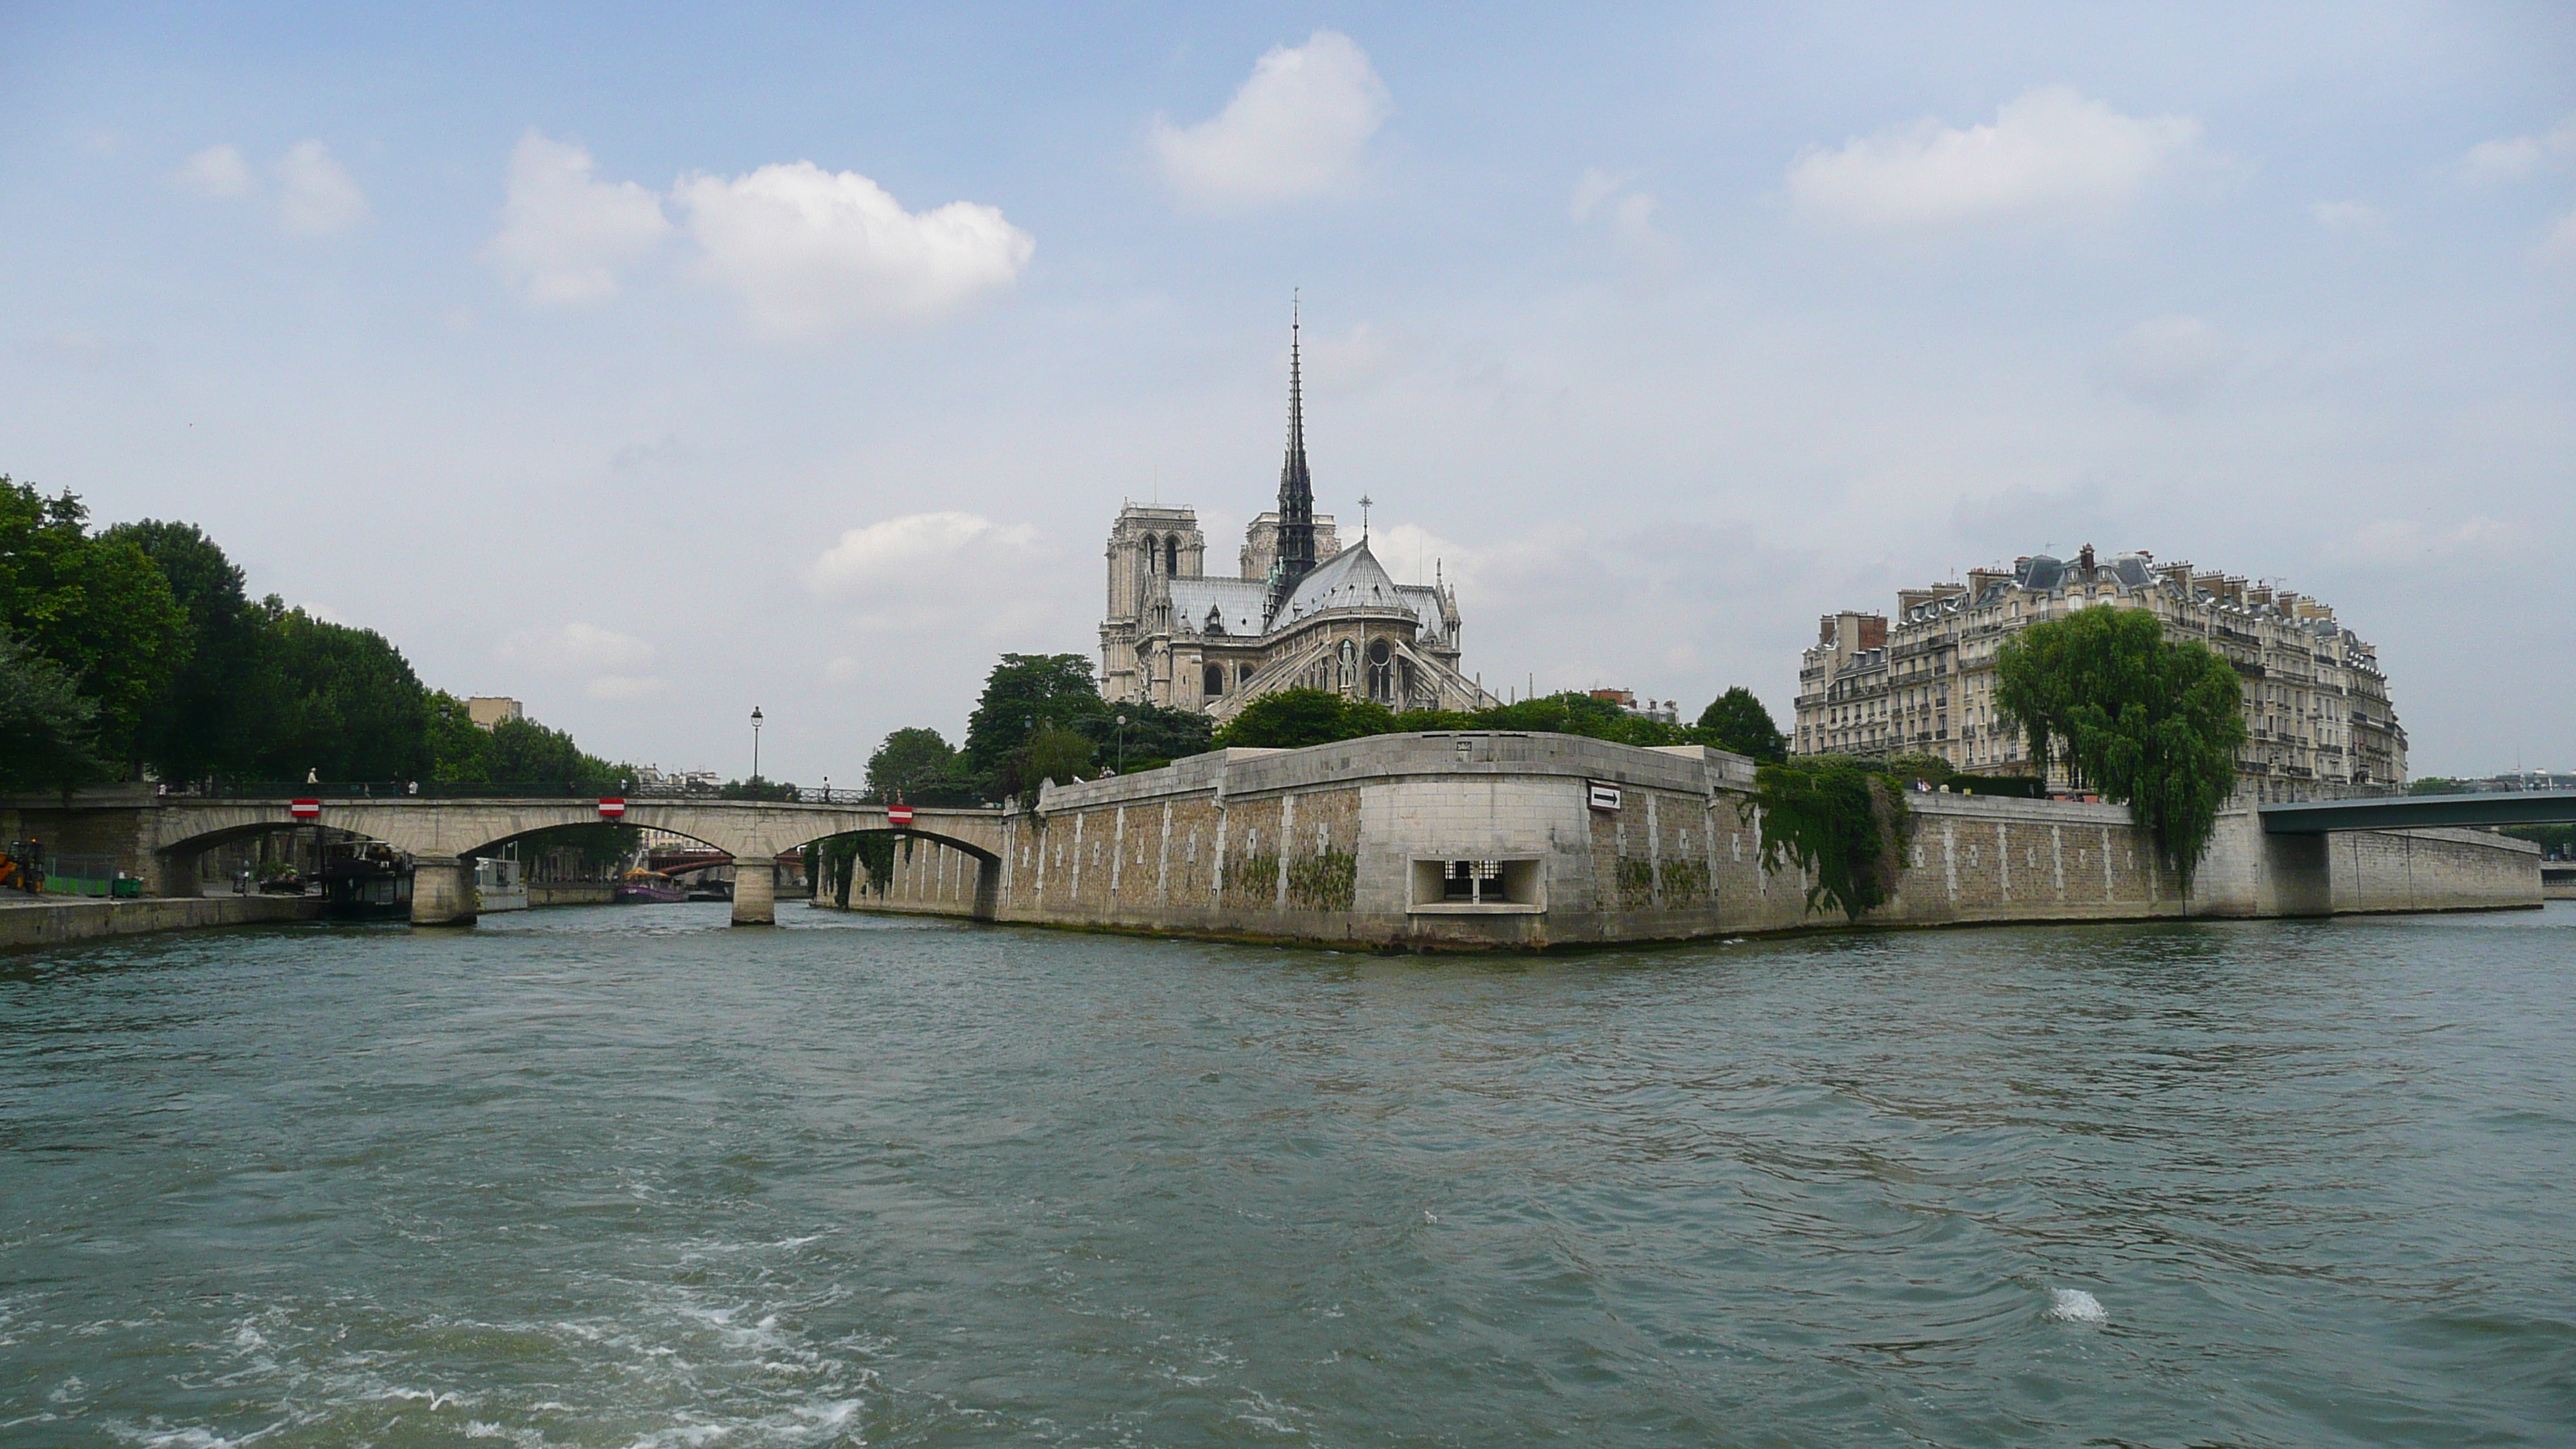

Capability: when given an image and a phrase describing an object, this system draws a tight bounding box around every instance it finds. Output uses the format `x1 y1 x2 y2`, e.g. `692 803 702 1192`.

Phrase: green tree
964 653 1108 769
1697 687 1788 762
486 715 617 786
1995 605 2247 886
1074 700 1213 773
964 653 1108 796
1023 728 1097 789
2505 824 2574 858
0 632 103 790
426 694 496 781
0 480 190 770
248 601 435 781
103 519 276 781
1744 755 1910 920
1214 688 1397 748
866 727 961 800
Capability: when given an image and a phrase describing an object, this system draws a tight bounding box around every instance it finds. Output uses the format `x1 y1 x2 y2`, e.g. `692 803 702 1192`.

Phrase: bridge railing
159 780 909 807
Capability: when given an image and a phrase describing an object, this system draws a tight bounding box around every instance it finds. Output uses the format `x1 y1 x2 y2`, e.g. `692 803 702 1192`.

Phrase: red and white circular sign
598 797 627 819
290 798 320 820
886 804 915 826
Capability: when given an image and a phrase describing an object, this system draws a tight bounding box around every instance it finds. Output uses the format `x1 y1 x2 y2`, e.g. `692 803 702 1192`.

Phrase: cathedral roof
1273 539 1447 642
1167 576 1271 637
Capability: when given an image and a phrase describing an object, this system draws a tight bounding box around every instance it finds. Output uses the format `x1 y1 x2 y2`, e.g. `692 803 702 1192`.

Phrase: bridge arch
787 825 1002 922
143 796 1005 927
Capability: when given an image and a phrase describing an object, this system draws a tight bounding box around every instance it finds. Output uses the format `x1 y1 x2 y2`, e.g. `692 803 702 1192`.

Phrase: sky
3 2 2571 784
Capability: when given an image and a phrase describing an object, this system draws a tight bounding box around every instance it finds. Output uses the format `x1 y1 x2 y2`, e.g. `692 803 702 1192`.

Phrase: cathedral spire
1269 291 1318 620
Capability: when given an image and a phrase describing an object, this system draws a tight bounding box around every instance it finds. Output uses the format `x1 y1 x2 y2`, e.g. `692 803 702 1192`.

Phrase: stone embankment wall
2327 828 2547 913
0 895 321 951
824 733 2542 948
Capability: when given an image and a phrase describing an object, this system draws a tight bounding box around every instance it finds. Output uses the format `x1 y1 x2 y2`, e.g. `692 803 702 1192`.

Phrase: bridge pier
410 855 478 927
731 853 776 926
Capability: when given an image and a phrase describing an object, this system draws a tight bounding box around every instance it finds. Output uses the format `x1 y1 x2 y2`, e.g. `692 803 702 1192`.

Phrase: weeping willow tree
1995 605 2246 889
1743 755 1912 921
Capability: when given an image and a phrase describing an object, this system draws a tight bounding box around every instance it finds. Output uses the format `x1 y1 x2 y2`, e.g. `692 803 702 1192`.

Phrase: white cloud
174 143 252 198
485 131 671 305
274 140 369 237
2090 314 2245 409
586 675 668 701
498 620 656 672
807 511 1040 602
1568 169 1681 278
1304 320 1410 395
2461 116 2576 186
2309 200 2389 237
1788 85 2201 230
2541 205 2576 269
2327 516 2513 567
1152 31 1391 208
1569 167 1637 223
673 162 1033 338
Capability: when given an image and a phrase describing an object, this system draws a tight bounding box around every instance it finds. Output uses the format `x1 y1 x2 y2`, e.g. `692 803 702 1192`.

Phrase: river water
2 903 2570 1447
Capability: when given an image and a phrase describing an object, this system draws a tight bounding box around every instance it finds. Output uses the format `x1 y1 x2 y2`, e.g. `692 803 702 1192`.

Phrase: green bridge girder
2258 790 2576 834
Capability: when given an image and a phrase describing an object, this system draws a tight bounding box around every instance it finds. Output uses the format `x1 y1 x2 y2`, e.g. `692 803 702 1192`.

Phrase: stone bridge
140 796 1005 927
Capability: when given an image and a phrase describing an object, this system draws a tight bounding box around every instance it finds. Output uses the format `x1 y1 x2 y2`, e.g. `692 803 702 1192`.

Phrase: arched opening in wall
1204 664 1225 697
1368 637 1393 701
1166 536 1180 576
1238 662 1255 687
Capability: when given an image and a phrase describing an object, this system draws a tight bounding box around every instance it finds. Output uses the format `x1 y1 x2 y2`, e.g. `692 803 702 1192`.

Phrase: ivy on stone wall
1222 851 1280 909
1659 858 1710 902
1616 858 1656 910
1743 756 1911 921
1286 848 1357 910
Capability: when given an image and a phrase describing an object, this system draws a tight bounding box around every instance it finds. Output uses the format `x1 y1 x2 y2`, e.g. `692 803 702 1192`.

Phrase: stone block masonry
1 895 322 951
825 733 2541 949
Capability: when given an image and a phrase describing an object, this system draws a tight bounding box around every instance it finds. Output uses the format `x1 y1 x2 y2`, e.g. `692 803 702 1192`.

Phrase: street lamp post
1115 714 1128 773
750 707 764 790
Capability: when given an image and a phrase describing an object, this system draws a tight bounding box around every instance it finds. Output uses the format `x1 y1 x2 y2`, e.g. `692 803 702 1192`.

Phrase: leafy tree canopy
1023 727 1097 790
867 727 969 802
1075 700 1213 773
1214 689 1397 749
248 601 437 781
104 519 272 781
0 632 102 791
0 479 190 769
1697 687 1788 763
1995 605 2246 887
964 653 1107 772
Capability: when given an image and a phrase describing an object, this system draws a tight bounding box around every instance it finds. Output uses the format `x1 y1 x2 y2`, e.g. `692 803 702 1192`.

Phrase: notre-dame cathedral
1098 312 1498 721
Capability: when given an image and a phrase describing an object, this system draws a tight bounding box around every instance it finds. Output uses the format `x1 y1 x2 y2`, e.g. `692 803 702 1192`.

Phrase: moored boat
321 839 413 920
612 868 687 903
474 857 529 913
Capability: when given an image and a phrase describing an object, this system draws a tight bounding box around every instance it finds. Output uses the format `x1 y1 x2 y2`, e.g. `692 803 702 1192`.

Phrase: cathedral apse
1098 309 1499 721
